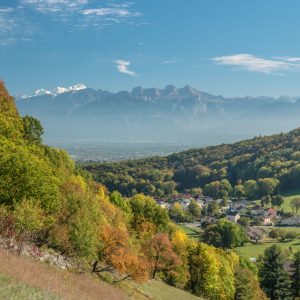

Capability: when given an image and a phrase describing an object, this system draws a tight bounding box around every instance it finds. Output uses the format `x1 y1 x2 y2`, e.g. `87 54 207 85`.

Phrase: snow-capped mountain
16 85 300 145
34 83 87 97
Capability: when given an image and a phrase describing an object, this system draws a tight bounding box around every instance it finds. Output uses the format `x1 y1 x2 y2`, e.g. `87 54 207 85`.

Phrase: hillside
17 85 300 144
83 128 300 198
0 81 270 299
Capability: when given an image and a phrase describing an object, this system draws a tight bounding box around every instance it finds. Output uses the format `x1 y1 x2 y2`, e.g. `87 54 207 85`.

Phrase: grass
0 248 127 300
177 225 201 240
0 274 60 300
281 187 300 214
235 239 300 258
123 280 203 300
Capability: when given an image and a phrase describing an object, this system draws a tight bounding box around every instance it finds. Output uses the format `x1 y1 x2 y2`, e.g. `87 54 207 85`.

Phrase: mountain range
16 84 300 145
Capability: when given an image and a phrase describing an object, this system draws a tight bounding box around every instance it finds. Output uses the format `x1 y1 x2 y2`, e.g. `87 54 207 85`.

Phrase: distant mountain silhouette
16 85 300 145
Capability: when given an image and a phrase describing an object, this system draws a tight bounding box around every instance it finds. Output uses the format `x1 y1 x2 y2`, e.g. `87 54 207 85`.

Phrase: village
157 192 300 243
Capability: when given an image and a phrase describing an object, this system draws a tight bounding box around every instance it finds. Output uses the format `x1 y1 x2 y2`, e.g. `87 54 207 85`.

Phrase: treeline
0 81 269 299
83 128 300 198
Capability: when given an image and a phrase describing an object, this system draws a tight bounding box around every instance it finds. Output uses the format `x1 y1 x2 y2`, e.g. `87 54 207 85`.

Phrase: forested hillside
84 129 300 198
0 81 270 299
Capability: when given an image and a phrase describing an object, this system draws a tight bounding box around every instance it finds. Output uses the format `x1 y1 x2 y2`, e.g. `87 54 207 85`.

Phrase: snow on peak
54 83 87 94
33 83 87 97
35 89 52 96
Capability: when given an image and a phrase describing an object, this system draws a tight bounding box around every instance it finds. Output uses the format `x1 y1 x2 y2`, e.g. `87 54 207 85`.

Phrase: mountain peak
33 83 87 97
179 85 200 96
162 85 178 96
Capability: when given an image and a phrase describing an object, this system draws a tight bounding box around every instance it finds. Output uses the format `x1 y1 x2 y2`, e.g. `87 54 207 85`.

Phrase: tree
188 199 201 220
234 267 268 300
188 242 236 299
144 233 181 279
234 184 246 198
0 139 59 212
238 216 250 227
109 191 131 215
128 194 170 233
290 197 300 214
203 180 232 199
243 180 258 199
92 224 148 282
169 202 188 223
271 195 284 207
207 200 219 215
203 220 248 249
259 245 292 300
261 195 271 207
257 178 279 197
292 251 300 298
22 115 44 143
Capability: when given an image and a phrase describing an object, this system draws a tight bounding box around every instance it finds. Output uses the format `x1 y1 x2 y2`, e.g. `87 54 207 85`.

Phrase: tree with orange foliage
94 224 148 282
144 233 181 279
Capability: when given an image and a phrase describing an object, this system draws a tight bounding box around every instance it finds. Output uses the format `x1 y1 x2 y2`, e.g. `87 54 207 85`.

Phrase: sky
2 0 300 97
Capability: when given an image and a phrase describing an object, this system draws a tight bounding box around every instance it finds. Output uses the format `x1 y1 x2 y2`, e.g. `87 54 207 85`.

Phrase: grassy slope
178 225 201 240
0 248 202 300
123 280 203 300
234 240 300 258
281 187 300 214
0 248 127 300
0 274 60 300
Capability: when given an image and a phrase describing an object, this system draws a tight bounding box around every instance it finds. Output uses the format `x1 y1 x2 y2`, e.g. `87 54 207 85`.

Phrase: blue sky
2 0 300 97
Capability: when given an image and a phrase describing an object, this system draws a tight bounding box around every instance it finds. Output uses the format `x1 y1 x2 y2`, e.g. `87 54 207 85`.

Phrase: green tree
234 267 268 300
259 245 292 300
207 200 219 215
188 199 201 220
22 115 44 144
109 191 131 215
203 220 247 249
271 195 284 207
257 178 279 197
128 194 170 232
291 250 300 298
243 180 258 199
261 195 272 207
169 202 188 222
188 242 236 299
290 197 300 214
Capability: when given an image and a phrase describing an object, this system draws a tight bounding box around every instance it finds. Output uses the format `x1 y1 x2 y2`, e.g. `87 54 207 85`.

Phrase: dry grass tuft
0 248 127 300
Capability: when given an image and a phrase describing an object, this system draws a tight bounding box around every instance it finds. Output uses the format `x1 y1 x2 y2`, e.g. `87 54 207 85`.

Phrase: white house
226 212 240 223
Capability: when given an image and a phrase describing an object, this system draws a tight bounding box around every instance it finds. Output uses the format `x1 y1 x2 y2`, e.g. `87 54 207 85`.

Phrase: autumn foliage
0 82 268 299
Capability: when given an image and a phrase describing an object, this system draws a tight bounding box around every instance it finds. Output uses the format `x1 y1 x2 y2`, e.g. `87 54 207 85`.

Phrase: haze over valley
16 84 300 160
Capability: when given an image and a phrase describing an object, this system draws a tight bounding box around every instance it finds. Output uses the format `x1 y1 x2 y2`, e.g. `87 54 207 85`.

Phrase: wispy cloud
0 6 34 45
22 0 88 13
82 7 141 17
212 54 300 74
162 58 179 64
0 1 143 45
115 59 138 76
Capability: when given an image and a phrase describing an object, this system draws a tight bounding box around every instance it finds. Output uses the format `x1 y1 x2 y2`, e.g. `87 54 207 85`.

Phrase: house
232 200 248 209
281 215 300 226
260 215 273 226
264 208 277 220
226 211 240 223
251 205 264 216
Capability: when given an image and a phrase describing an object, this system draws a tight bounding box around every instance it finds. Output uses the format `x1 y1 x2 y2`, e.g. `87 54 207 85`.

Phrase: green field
178 224 201 240
281 187 300 214
235 239 300 258
0 274 60 300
